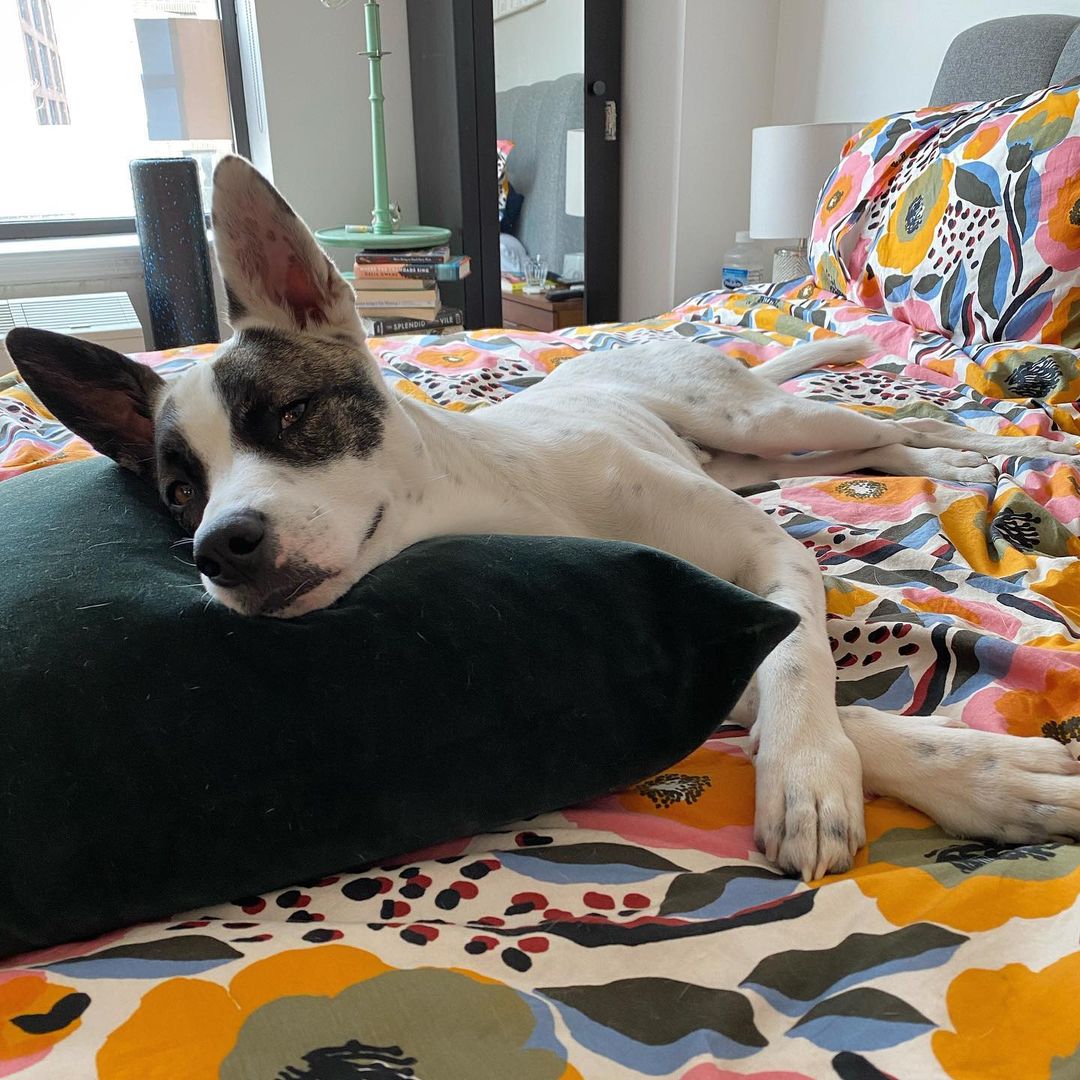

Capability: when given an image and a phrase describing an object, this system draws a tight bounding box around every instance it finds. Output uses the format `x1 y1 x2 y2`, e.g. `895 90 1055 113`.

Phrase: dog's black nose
194 511 268 587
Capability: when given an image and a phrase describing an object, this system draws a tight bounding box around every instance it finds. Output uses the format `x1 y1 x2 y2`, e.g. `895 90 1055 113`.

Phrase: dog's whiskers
281 579 312 606
307 503 335 523
170 538 195 549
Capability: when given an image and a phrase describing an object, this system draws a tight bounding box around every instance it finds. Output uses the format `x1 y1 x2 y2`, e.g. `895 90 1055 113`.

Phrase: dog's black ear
6 327 164 481
211 155 360 337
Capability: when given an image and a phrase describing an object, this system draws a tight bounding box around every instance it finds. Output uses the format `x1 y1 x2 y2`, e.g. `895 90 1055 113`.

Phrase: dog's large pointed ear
211 155 360 336
6 327 164 480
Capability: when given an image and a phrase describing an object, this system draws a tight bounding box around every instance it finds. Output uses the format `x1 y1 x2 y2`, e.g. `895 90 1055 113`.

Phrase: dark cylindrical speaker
130 158 220 350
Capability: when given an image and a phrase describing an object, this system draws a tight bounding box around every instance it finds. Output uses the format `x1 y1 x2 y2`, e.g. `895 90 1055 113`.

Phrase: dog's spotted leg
838 706 1080 843
692 381 1080 462
705 445 998 488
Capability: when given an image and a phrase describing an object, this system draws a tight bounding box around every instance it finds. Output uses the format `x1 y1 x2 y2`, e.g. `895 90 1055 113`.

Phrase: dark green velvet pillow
0 458 797 957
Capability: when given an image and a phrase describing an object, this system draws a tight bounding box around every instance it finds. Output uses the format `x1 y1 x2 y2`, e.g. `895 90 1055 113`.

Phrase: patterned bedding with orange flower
6 80 1080 1078
2 294 1080 1079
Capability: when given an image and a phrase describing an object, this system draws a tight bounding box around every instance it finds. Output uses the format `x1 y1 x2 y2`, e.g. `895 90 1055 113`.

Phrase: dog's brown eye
279 399 308 432
168 481 195 507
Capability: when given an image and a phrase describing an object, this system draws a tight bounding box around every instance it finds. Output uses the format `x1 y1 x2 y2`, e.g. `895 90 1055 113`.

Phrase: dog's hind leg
692 386 1079 462
837 706 1080 844
629 456 866 880
648 351 1079 462
705 444 997 488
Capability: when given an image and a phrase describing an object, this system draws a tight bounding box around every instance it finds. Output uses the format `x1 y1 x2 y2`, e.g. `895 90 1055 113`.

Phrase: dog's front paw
753 729 866 881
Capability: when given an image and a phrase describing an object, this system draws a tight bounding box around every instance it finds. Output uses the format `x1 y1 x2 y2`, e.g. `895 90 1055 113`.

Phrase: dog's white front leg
632 466 865 880
739 530 866 880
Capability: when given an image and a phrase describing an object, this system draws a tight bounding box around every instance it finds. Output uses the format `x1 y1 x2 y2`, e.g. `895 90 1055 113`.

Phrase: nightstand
502 290 585 332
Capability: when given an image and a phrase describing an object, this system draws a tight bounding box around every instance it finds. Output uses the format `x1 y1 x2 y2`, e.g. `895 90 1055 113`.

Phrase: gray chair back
930 14 1080 105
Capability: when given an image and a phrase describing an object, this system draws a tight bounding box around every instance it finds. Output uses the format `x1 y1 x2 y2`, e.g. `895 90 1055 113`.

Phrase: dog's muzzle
194 509 270 588
194 510 337 616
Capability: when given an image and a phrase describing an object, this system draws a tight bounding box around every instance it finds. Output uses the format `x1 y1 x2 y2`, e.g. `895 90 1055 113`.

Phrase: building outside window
0 0 243 236
17 0 68 125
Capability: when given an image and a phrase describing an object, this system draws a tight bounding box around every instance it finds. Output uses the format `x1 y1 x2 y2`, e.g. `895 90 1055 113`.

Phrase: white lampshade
749 122 862 240
565 128 585 218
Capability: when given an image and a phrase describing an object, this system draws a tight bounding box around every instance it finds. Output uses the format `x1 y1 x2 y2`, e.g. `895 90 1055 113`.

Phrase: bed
3 17 1080 1080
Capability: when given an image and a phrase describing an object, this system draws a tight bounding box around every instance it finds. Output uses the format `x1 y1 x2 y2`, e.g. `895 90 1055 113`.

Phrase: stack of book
352 245 471 337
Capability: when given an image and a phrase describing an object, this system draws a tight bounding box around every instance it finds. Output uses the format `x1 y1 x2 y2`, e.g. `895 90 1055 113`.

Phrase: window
37 41 52 88
23 32 39 85
3 0 248 237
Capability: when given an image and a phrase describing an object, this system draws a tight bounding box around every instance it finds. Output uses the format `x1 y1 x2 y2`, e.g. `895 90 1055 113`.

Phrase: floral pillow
810 79 1080 351
497 138 523 235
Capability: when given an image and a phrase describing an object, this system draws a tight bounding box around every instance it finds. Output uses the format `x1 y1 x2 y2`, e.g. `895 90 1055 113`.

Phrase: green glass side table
315 225 451 251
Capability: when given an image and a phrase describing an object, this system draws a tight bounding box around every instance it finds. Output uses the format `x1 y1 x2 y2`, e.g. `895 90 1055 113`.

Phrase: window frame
0 0 251 241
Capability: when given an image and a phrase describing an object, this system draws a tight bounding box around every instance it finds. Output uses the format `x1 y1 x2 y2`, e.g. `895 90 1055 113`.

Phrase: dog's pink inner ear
282 258 328 329
108 395 155 447
78 379 155 444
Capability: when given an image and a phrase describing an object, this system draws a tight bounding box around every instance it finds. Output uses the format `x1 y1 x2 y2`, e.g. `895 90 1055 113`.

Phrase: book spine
354 249 449 266
433 257 471 282
354 290 439 307
352 264 438 281
367 312 464 335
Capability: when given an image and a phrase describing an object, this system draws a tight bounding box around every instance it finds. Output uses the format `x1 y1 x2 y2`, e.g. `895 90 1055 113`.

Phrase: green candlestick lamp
314 0 450 251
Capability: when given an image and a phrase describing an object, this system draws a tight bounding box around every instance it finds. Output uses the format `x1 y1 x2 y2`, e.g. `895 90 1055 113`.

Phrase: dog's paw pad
754 732 866 880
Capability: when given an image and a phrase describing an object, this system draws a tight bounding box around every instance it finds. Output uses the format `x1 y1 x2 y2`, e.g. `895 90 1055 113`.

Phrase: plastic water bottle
721 231 767 290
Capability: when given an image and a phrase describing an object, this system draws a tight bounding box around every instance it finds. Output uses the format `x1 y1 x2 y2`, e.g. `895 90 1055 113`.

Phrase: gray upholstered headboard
496 72 584 273
930 14 1080 105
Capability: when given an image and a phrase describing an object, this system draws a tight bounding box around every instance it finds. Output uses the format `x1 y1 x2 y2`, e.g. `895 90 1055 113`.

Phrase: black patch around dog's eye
155 400 210 533
213 327 388 464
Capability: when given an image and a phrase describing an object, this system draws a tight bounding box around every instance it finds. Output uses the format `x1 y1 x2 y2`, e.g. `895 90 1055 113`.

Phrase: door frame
407 0 502 329
583 0 623 323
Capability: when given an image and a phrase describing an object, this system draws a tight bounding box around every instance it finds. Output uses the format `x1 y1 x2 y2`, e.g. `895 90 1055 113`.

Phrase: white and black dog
9 156 1080 880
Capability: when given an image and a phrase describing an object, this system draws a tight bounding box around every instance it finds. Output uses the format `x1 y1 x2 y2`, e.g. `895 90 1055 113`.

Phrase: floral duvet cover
2 283 1080 1078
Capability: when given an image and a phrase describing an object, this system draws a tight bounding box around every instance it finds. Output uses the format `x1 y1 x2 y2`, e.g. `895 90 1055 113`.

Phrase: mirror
492 0 586 331
406 0 620 328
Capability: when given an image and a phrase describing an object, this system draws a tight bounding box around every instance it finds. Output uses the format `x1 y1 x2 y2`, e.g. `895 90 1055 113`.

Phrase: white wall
622 0 1080 319
620 0 780 320
248 0 418 272
773 0 1080 124
493 0 584 91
